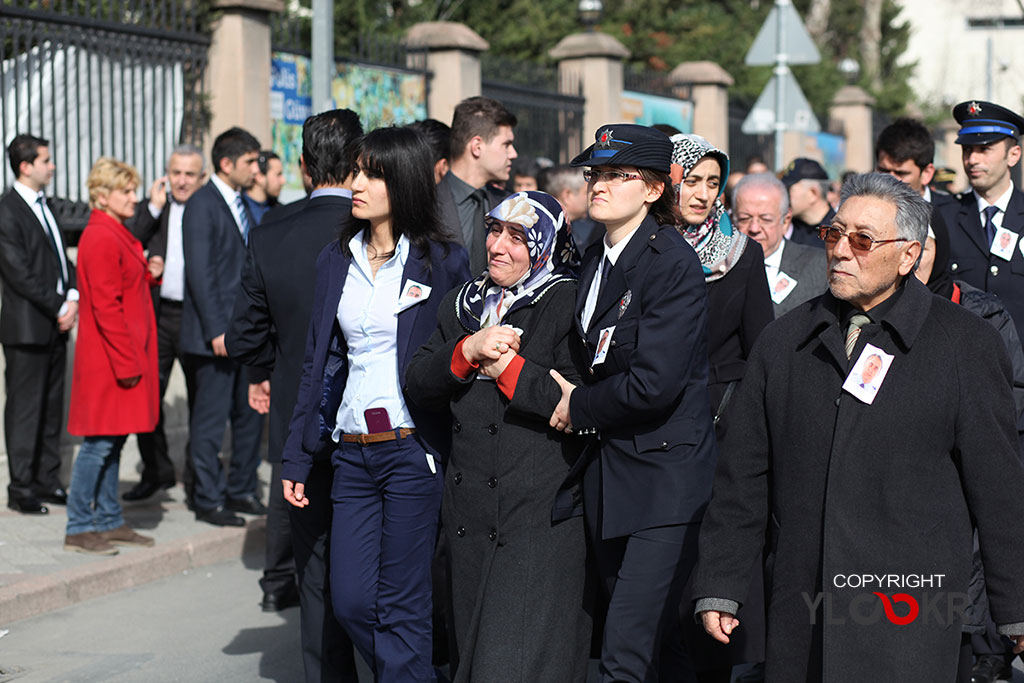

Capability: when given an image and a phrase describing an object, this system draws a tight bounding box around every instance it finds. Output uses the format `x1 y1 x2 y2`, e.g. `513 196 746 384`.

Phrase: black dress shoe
971 654 1012 683
36 487 68 505
7 494 49 515
226 496 268 515
195 507 245 527
261 584 300 612
123 480 174 502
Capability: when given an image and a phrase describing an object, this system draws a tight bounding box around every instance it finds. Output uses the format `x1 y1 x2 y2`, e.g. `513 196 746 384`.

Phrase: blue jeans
66 435 127 535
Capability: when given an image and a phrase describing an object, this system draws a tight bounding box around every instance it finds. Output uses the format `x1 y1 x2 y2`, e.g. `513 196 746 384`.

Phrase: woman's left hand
479 349 517 379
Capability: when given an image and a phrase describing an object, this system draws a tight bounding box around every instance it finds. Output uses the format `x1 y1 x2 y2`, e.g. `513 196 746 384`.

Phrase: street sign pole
774 1 786 172
312 0 334 114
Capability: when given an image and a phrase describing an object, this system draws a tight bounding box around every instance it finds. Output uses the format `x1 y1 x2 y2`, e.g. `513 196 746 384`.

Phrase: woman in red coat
65 157 160 555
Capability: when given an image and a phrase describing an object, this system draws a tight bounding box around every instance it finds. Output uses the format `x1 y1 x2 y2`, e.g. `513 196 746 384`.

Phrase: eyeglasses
819 224 908 252
583 169 644 185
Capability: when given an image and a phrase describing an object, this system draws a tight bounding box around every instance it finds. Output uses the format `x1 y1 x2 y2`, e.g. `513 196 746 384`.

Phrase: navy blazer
568 215 718 538
181 180 253 356
280 237 471 484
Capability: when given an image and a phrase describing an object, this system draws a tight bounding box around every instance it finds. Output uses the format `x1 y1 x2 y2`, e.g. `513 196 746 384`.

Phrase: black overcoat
693 277 1024 682
405 280 592 683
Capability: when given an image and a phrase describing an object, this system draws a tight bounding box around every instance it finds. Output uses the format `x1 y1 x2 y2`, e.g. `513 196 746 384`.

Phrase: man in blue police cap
934 99 1024 683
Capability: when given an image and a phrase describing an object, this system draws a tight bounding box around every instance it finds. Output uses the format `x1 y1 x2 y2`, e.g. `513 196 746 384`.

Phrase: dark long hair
341 126 451 268
640 168 682 226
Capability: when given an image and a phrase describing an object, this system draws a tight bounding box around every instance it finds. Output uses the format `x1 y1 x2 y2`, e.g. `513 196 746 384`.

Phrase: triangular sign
741 70 821 134
745 1 821 66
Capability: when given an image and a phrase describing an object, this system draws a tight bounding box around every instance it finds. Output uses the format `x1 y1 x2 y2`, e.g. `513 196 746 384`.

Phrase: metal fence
481 54 585 164
624 66 675 98
0 0 210 234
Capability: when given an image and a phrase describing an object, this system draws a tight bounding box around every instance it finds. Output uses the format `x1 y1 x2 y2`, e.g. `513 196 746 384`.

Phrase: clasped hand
462 326 521 379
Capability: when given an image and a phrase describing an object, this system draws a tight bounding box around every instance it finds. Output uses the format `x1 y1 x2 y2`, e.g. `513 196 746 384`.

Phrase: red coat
67 209 159 436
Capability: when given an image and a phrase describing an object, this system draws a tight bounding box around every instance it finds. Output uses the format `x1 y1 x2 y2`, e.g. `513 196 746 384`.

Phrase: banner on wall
270 52 427 200
620 91 693 133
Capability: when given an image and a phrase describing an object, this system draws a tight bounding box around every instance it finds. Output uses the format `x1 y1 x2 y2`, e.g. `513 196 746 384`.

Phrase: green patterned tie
845 314 870 359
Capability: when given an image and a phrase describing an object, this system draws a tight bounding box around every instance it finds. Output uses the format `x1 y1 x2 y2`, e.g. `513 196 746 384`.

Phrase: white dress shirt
160 200 187 302
210 174 246 237
764 239 786 281
332 232 414 438
976 183 1014 233
13 180 77 308
581 223 641 332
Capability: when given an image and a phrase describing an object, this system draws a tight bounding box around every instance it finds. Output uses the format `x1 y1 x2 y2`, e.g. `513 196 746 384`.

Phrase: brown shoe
100 525 155 547
64 531 119 556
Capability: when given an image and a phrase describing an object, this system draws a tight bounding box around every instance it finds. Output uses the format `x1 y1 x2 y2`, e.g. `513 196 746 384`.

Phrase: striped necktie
235 194 251 244
845 313 870 359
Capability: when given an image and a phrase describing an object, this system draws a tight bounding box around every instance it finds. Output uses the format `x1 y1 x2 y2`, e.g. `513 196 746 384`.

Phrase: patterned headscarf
670 133 749 282
456 191 580 331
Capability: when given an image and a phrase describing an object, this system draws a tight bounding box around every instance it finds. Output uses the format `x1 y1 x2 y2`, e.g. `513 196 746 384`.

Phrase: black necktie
597 256 612 302
468 188 489 273
36 195 68 288
983 205 999 245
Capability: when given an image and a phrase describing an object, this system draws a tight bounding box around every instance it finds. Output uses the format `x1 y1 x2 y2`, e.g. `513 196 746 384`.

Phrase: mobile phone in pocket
364 407 392 433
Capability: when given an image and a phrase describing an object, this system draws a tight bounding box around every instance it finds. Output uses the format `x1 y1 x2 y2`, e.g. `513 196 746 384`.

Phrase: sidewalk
0 442 269 626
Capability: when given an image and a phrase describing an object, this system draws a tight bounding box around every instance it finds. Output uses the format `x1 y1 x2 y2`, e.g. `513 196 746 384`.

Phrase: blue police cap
571 124 672 173
953 100 1024 145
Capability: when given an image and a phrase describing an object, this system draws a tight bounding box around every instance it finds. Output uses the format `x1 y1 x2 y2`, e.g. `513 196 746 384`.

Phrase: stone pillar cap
549 31 630 60
669 61 734 86
832 85 876 107
404 22 489 52
214 0 284 11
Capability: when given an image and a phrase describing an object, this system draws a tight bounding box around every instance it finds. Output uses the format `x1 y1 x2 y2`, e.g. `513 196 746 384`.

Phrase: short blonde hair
87 157 140 209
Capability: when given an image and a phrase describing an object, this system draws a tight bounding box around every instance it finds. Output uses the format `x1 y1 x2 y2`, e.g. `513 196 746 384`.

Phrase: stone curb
0 518 265 625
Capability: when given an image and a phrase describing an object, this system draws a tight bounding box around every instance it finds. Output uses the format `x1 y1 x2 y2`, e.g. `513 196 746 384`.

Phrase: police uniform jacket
937 186 1024 344
692 277 1024 683
569 215 718 539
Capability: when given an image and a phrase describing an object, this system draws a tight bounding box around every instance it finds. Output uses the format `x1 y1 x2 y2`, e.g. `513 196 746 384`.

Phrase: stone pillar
828 85 876 173
669 61 733 152
550 32 630 154
206 0 283 148
405 22 488 126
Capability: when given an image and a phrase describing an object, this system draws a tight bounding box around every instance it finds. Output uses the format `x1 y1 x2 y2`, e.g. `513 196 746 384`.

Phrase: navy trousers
330 435 442 682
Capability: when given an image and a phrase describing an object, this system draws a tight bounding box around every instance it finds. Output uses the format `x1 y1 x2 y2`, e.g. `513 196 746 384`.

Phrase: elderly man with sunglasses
691 173 1024 683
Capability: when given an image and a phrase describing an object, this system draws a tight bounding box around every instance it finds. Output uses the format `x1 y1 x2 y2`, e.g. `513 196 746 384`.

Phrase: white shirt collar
602 223 642 266
348 230 410 278
764 239 785 270
13 180 43 207
922 186 932 203
210 173 240 206
976 183 1014 215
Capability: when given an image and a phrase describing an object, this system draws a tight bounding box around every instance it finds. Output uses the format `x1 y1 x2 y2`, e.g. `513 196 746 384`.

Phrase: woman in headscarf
671 134 774 683
406 190 591 683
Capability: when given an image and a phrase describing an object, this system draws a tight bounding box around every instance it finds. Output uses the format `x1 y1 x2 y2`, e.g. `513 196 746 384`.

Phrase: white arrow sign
746 0 821 66
742 68 821 134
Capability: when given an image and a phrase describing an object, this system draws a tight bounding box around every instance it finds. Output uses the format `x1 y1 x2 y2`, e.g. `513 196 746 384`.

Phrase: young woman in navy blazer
281 126 470 682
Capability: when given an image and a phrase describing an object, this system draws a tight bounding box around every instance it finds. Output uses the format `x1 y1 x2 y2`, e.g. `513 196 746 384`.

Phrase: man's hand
283 480 308 508
462 326 521 364
117 375 141 388
548 368 576 433
148 255 164 280
1013 634 1024 654
211 333 228 357
479 349 517 379
700 610 740 645
248 380 271 414
149 175 168 211
57 300 78 332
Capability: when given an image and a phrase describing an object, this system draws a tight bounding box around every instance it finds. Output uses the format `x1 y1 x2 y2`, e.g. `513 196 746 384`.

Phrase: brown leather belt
342 428 416 445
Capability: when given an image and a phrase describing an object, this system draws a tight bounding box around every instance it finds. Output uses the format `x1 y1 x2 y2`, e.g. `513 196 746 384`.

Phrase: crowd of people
5 94 1024 683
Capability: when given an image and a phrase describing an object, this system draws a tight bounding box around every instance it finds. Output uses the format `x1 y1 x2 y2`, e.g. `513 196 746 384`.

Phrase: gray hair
169 143 205 169
839 172 930 244
540 164 585 197
732 172 790 217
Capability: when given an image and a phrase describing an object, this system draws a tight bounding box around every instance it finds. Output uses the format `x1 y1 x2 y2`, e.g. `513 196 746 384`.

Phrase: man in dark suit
0 134 77 514
734 172 828 317
782 158 833 249
937 101 1024 347
226 109 362 682
930 102 1024 683
181 126 263 527
437 96 517 274
123 144 206 501
694 173 1024 681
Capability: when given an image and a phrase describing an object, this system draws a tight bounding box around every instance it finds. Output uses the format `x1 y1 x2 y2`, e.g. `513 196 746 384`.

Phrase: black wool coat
693 277 1024 683
406 280 592 683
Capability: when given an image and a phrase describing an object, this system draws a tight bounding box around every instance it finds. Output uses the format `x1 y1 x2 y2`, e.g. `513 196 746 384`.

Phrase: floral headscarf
456 191 580 331
670 133 749 282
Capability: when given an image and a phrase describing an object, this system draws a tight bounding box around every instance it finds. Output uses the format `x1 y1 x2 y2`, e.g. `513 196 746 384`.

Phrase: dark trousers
292 458 358 683
135 300 188 485
182 354 263 511
261 462 296 595
330 436 442 682
591 523 701 683
4 340 66 499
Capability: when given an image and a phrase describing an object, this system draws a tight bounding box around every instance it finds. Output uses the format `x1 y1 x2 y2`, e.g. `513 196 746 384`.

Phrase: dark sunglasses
818 224 908 252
